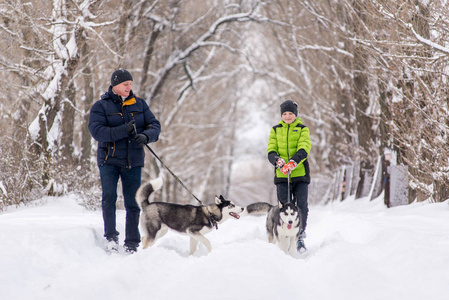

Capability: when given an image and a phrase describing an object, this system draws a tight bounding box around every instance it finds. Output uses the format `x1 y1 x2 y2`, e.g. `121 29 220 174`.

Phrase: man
89 69 161 253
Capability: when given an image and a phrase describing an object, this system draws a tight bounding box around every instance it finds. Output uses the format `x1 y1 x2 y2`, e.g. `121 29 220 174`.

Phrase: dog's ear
215 195 222 205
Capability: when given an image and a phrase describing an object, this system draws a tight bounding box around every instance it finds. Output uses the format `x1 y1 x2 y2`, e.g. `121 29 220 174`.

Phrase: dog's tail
243 202 274 216
136 177 163 209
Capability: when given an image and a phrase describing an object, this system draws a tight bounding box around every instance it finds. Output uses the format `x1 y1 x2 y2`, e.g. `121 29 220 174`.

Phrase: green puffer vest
267 118 311 181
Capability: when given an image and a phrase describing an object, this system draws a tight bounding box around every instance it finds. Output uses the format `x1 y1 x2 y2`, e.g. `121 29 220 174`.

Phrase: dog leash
142 143 223 230
278 164 293 204
145 144 220 230
143 144 203 205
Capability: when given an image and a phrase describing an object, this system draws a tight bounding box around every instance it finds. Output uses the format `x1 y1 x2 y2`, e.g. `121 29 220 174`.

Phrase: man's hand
126 120 136 136
134 133 149 145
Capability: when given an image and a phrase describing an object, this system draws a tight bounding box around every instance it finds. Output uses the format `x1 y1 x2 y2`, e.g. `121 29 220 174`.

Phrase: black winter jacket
88 87 161 168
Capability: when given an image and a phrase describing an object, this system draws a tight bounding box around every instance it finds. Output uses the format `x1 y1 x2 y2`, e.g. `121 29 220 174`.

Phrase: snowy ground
1 195 448 300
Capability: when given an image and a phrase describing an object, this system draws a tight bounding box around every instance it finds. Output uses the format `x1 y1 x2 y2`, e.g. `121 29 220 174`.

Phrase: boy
267 100 311 251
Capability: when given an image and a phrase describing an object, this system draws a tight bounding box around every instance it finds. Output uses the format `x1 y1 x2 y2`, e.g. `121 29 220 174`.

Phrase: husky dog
246 202 301 255
136 178 244 255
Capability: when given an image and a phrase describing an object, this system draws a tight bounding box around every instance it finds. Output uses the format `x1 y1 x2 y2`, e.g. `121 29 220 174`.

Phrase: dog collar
210 216 218 230
205 207 218 230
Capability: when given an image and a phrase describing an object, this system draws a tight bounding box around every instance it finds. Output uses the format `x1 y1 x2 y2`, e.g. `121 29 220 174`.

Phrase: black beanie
111 69 133 87
280 100 298 116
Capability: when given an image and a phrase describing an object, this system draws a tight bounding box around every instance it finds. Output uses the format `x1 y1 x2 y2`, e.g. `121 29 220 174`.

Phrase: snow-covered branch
406 22 449 55
295 45 354 58
148 3 267 102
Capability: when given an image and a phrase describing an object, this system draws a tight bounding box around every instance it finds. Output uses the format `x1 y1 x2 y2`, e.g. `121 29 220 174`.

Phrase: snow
1 194 449 300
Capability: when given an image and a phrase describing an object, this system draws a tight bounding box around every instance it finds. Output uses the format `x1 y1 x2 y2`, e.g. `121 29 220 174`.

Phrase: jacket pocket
107 142 116 158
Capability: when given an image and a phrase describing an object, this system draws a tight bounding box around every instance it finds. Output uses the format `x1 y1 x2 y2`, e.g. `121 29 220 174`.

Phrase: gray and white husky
245 201 302 255
136 178 244 255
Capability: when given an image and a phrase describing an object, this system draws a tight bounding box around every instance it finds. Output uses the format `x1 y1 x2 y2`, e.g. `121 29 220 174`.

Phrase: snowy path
1 195 448 300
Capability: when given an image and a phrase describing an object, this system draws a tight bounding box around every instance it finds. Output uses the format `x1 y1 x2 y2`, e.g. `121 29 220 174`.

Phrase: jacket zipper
121 102 131 169
286 124 290 161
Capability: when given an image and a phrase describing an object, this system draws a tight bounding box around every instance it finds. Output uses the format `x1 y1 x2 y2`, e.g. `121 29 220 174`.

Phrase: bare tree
0 0 275 207
2 0 448 210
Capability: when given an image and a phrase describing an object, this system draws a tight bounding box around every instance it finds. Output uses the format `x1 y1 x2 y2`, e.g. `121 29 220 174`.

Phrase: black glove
134 133 149 145
125 120 136 136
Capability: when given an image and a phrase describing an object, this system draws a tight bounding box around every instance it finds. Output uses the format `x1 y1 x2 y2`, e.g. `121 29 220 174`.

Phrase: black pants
276 181 309 232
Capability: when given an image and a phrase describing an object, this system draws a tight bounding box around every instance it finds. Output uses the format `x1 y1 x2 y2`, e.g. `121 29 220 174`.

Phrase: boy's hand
276 157 286 168
281 161 297 175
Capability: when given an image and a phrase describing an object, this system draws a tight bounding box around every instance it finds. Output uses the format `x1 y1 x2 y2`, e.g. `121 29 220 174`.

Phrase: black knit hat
280 100 298 116
111 69 133 87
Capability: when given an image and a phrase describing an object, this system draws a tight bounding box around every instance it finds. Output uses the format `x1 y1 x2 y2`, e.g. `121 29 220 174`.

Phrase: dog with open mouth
244 201 301 255
136 177 244 255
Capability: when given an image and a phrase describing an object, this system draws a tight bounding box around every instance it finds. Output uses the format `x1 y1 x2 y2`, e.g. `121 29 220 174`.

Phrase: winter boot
106 238 119 252
296 231 307 253
296 238 307 253
124 244 137 254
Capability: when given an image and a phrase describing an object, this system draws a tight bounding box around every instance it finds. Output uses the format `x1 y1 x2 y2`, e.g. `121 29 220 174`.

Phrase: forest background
1 0 448 210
